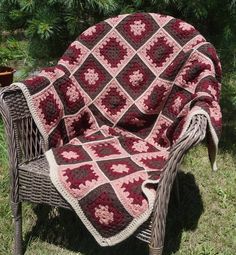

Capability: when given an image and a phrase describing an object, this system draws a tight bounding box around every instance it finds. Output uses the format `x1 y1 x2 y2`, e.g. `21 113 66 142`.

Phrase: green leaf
9 9 25 20
87 0 118 13
37 23 54 39
19 0 35 13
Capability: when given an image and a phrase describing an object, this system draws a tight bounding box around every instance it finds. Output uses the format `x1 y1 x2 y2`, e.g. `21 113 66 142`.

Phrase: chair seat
43 126 170 244
19 157 71 209
19 126 168 208
18 154 153 242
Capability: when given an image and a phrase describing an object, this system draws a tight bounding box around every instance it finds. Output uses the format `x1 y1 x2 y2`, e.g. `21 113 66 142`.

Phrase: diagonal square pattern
112 171 149 217
59 41 90 72
77 131 107 143
175 52 213 93
94 80 132 123
163 19 199 46
97 157 143 181
64 108 97 140
159 50 192 81
93 31 135 76
60 162 107 199
116 55 155 100
53 76 85 115
136 78 172 114
118 136 158 155
146 115 173 150
53 144 92 165
32 86 63 133
117 104 158 139
116 13 159 50
162 84 193 121
23 76 50 95
150 13 173 27
139 29 181 73
88 104 113 127
73 54 112 99
84 138 128 160
132 151 169 171
79 184 133 238
105 14 128 27
79 22 112 49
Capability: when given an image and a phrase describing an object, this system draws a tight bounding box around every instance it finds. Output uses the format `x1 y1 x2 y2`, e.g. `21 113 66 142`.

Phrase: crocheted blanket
14 13 222 246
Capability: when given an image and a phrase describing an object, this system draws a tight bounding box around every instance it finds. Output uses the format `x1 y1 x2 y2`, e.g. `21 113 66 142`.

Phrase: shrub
0 0 235 112
0 0 118 58
0 0 235 60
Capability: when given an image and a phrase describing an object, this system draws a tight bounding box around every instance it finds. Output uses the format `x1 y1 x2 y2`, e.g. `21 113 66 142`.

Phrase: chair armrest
0 85 45 204
0 85 45 165
149 114 207 255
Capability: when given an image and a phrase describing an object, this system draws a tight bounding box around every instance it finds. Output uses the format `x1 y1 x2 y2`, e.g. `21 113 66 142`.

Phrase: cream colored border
178 109 219 171
46 149 159 246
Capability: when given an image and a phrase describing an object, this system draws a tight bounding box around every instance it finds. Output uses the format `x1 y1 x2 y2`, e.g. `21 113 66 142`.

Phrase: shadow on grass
163 171 204 255
23 171 204 255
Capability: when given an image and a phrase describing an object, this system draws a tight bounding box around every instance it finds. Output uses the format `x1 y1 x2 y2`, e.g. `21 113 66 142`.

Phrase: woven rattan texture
0 85 208 255
4 86 31 120
19 157 70 209
3 86 44 163
0 12 221 255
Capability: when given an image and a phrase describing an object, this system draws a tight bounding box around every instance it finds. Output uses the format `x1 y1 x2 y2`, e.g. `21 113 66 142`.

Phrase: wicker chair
0 12 216 255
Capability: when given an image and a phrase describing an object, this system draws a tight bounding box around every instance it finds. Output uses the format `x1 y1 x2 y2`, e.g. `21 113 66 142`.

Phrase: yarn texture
14 13 222 246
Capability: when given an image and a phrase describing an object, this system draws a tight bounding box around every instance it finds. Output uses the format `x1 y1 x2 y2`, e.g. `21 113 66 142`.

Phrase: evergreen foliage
0 0 235 61
1 0 235 112
0 0 118 58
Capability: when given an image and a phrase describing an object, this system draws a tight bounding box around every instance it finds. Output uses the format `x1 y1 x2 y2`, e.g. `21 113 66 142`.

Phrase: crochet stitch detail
15 12 222 247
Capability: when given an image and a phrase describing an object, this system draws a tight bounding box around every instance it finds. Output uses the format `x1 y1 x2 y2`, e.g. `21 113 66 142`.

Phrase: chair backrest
23 12 219 151
57 12 210 144
1 13 221 162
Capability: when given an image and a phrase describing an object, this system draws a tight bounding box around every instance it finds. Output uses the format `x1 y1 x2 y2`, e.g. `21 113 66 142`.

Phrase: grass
0 124 235 255
0 41 235 254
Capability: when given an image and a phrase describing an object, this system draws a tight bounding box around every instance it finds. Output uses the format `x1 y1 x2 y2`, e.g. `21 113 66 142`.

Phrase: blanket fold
13 13 222 246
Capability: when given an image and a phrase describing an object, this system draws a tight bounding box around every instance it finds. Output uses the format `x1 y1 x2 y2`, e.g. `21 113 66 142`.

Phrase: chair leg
11 201 23 255
149 245 163 255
